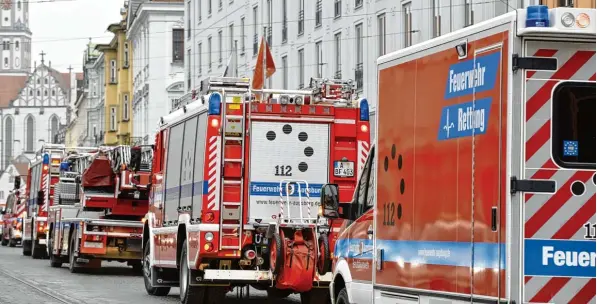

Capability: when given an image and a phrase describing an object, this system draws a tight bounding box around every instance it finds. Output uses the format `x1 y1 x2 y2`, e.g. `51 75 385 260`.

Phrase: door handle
491 207 497 232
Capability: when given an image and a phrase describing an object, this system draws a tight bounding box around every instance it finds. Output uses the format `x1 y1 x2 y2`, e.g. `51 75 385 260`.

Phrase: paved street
0 246 300 304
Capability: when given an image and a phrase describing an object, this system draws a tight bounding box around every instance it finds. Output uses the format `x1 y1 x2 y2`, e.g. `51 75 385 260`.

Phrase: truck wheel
1 237 7 246
48 237 62 268
270 232 283 275
32 239 45 259
143 240 170 296
335 288 349 304
300 289 331 304
267 288 292 301
22 240 31 256
8 231 16 247
68 234 81 273
179 244 205 304
130 261 142 274
317 234 331 276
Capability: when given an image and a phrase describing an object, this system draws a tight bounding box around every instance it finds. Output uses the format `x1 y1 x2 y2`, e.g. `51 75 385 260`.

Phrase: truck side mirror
320 184 340 219
14 176 20 189
37 190 44 206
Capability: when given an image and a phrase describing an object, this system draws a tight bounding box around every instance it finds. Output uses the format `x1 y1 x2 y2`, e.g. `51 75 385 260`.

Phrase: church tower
0 0 31 75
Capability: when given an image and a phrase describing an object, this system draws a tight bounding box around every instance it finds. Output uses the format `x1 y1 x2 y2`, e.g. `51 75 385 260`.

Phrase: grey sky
30 0 123 73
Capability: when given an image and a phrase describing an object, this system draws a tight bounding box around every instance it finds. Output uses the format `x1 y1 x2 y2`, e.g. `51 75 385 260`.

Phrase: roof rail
200 76 251 95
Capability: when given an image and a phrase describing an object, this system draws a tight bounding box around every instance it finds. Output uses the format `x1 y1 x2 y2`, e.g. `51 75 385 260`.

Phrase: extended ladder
202 77 251 251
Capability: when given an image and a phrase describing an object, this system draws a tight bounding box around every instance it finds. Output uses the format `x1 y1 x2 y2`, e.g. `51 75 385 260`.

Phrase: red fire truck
47 145 152 273
319 5 596 304
22 144 65 259
141 76 370 303
1 177 26 247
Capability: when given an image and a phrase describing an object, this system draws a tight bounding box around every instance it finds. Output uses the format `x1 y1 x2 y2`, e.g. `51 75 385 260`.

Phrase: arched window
14 41 19 51
37 78 40 84
3 116 13 169
3 58 7 67
44 89 47 96
25 115 34 152
44 78 48 84
52 89 55 96
50 116 59 143
37 89 40 96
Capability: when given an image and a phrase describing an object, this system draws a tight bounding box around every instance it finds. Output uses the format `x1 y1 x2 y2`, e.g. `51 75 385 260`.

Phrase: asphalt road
0 245 300 304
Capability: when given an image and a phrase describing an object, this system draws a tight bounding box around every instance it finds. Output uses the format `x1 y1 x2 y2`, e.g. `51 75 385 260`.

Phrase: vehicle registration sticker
334 161 354 177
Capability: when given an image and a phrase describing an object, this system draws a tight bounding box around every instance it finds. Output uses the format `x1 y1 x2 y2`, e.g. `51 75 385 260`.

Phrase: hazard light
208 92 222 115
526 5 549 27
42 153 50 165
359 98 369 121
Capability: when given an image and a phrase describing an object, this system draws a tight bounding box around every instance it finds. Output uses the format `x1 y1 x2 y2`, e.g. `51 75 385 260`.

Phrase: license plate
39 239 47 245
334 161 354 177
83 242 103 248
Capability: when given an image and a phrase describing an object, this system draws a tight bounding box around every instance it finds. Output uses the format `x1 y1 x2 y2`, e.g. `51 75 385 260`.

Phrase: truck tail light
204 242 214 252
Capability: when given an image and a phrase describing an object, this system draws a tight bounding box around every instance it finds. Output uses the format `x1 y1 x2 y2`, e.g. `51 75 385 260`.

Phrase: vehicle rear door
522 40 596 304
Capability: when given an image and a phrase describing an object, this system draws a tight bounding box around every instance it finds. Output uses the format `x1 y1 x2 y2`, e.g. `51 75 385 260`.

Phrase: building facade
0 59 80 168
96 13 133 146
127 0 185 146
0 0 31 75
184 0 595 139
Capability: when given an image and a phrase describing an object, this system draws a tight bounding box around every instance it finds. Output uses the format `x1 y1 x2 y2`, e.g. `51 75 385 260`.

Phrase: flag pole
263 26 267 92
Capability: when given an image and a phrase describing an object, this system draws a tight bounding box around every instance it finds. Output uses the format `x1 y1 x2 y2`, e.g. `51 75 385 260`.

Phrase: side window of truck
366 155 375 208
355 147 375 216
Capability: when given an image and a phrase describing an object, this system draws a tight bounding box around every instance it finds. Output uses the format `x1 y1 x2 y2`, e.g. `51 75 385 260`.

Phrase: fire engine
319 6 596 304
47 145 152 273
1 177 25 247
142 76 370 303
22 144 65 259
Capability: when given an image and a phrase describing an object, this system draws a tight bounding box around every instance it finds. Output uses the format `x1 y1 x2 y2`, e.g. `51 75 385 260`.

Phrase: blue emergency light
60 162 69 172
208 93 222 115
526 5 550 28
42 153 50 165
359 98 370 121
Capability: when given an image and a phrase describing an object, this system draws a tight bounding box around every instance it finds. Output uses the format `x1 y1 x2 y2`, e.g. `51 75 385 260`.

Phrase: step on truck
1 176 26 247
142 76 371 303
47 145 153 273
22 144 66 259
319 6 596 304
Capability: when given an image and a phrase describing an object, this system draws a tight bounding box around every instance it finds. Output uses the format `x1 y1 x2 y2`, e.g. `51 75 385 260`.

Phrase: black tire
68 234 80 273
270 232 283 275
301 289 331 304
48 236 62 268
1 237 7 246
335 288 349 304
32 239 45 259
130 261 142 274
267 288 292 299
22 240 31 255
8 231 16 247
179 244 205 304
143 240 170 296
317 234 331 276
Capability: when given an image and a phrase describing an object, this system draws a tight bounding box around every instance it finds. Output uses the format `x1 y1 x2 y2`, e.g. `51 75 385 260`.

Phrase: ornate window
50 116 59 143
25 115 34 152
3 116 13 169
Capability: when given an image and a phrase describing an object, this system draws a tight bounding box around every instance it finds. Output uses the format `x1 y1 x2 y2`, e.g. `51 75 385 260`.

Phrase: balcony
298 10 304 35
266 26 272 46
355 63 363 90
334 69 342 79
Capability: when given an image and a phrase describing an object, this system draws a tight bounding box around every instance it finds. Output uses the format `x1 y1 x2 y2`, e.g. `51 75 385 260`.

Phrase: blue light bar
359 98 370 121
60 162 70 172
208 93 222 115
42 153 50 165
526 5 549 28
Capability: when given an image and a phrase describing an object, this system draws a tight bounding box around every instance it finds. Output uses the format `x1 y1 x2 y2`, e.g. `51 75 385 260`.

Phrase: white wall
186 0 522 139
129 3 184 145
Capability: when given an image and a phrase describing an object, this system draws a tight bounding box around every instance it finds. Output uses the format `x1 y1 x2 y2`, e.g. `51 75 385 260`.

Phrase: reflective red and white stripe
207 136 220 211
523 47 596 303
357 141 370 180
42 172 49 212
16 201 26 215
